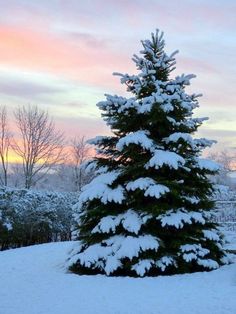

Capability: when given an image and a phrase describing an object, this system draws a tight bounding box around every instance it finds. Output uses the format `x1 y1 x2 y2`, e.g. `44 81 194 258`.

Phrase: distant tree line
0 105 93 191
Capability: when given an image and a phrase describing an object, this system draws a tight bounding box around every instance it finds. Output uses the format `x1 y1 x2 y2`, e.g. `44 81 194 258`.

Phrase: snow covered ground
0 242 236 314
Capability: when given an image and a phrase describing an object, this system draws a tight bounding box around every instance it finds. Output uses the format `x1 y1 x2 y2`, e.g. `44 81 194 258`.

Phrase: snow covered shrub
212 185 236 202
69 30 229 277
212 185 236 232
0 188 77 250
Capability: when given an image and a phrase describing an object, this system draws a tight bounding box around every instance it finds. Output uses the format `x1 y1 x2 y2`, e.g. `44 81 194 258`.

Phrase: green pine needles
68 29 229 277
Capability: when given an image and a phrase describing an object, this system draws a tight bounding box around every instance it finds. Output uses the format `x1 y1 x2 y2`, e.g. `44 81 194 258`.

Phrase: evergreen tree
69 30 229 276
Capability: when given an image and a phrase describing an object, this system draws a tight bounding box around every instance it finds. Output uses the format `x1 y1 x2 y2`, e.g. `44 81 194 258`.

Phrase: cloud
198 128 236 151
64 31 108 49
63 101 88 109
0 77 63 98
55 115 110 139
0 24 133 92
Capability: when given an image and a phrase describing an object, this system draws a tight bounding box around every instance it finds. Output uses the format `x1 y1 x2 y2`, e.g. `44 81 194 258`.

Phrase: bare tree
209 151 235 172
0 106 11 186
10 163 24 188
70 136 91 191
218 151 235 172
12 105 65 189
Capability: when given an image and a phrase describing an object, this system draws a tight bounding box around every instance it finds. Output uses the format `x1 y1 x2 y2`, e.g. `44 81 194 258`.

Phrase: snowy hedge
212 185 236 232
0 188 78 250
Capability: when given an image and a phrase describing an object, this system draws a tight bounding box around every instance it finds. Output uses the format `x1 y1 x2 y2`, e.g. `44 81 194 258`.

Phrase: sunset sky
0 0 235 155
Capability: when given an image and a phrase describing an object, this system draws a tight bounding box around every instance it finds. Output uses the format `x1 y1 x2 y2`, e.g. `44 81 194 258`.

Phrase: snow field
0 242 236 314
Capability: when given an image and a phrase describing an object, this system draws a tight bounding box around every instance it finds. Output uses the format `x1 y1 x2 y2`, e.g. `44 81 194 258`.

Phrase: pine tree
69 30 229 277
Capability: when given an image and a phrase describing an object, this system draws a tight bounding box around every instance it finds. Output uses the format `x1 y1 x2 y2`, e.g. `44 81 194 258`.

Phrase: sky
0 0 235 156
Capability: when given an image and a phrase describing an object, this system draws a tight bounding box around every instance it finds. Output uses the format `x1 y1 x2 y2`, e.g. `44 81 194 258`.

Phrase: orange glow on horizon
7 151 22 164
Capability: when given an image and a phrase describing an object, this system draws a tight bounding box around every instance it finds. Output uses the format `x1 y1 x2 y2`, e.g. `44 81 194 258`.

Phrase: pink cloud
0 24 133 91
55 116 110 139
176 56 219 74
100 0 236 31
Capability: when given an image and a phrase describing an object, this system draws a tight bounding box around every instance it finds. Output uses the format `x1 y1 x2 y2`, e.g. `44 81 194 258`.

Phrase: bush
0 187 77 250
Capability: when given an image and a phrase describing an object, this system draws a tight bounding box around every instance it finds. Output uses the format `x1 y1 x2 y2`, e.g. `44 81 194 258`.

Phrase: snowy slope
0 242 236 314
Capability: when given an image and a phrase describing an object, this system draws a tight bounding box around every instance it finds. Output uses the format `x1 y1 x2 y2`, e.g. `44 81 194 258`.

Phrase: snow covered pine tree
69 30 229 276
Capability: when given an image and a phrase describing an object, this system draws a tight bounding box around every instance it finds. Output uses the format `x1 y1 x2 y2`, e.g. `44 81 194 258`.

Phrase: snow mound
0 242 236 314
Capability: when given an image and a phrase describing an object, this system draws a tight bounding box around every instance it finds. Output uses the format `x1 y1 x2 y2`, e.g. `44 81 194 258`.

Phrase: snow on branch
197 158 220 172
202 230 220 241
196 259 219 269
164 133 216 149
175 74 196 86
144 185 169 199
87 136 113 145
131 259 154 276
126 177 156 191
158 210 206 229
126 177 170 199
116 130 154 151
72 235 160 275
146 149 185 170
92 209 150 235
164 132 193 145
78 171 125 205
156 256 176 272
